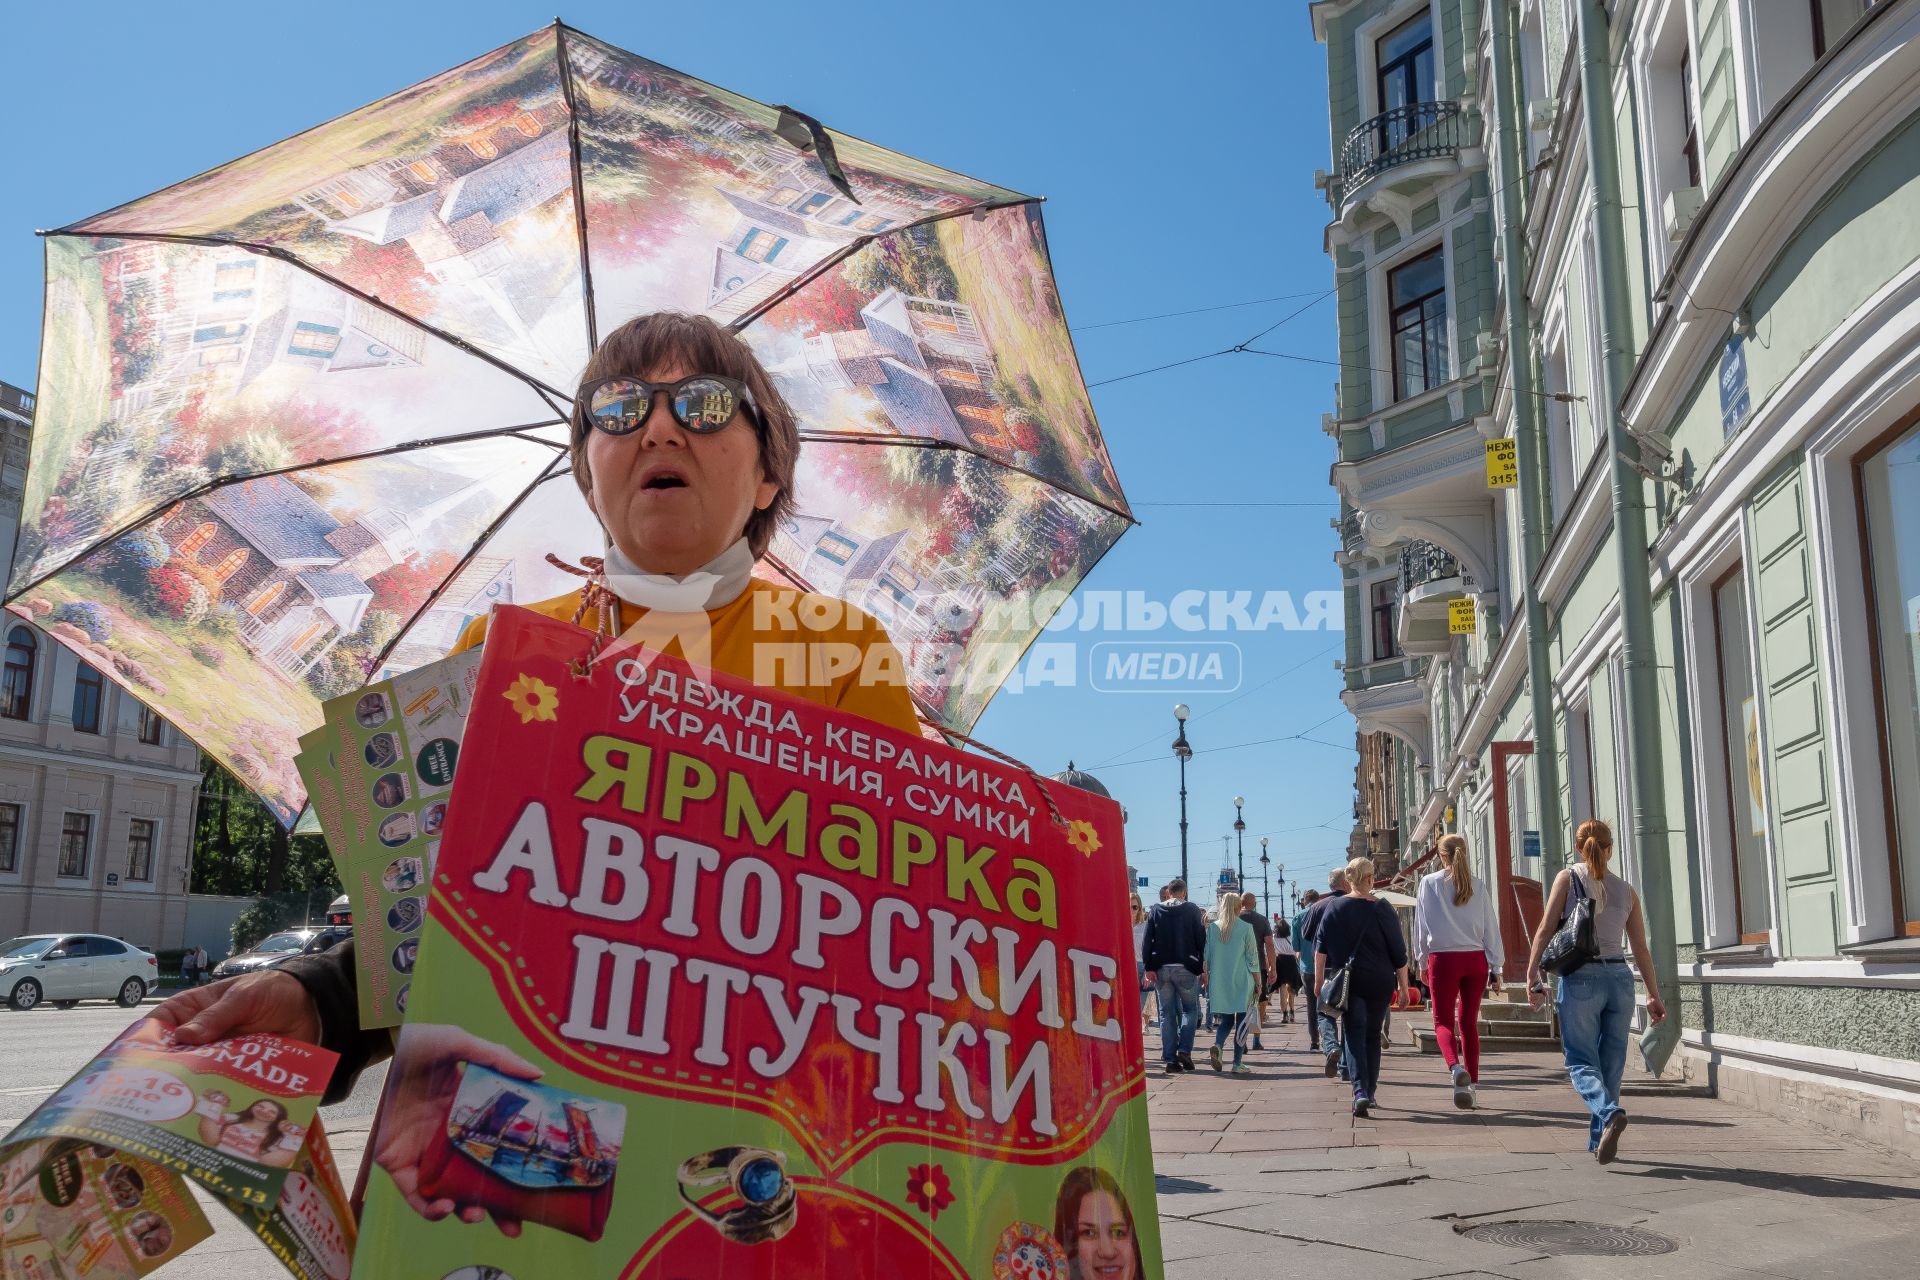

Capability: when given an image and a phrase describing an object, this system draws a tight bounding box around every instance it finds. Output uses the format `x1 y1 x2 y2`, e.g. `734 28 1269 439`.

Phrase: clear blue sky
0 1 1356 901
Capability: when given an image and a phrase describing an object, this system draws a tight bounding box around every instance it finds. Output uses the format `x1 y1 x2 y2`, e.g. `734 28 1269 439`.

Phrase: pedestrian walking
1291 889 1323 1049
1271 917 1302 1023
1143 878 1208 1073
1312 858 1409 1116
180 947 199 989
1414 834 1503 1109
1129 893 1156 1034
1525 819 1668 1164
194 946 209 986
1237 896 1274 1050
1299 872 1353 1076
1204 891 1260 1074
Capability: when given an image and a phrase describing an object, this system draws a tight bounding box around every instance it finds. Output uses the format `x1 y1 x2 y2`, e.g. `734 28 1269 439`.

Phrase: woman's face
246 1101 281 1124
1072 1190 1135 1280
583 360 778 576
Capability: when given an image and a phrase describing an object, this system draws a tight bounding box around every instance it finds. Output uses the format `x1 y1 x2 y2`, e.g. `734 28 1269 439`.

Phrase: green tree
192 758 338 899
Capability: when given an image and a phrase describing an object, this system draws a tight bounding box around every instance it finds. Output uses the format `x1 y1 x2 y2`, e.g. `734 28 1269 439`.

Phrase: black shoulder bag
1540 869 1600 976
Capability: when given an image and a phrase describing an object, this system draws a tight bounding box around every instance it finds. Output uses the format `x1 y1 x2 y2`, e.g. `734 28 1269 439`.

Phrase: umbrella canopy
9 23 1132 823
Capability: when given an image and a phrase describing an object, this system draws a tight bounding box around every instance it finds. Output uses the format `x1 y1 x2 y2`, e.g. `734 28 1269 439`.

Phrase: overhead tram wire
1084 288 1338 389
1070 290 1336 333
1082 640 1343 770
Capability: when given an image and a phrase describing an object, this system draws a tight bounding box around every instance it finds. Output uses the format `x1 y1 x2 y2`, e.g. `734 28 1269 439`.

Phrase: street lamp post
1258 836 1270 916
1233 795 1246 896
1172 704 1193 886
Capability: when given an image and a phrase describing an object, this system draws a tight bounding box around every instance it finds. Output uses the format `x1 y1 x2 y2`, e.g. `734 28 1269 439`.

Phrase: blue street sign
1137 875 1149 887
1720 335 1751 439
1522 830 1542 860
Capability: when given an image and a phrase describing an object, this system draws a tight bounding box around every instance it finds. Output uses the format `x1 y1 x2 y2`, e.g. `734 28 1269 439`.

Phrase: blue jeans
1156 966 1201 1062
1341 981 1393 1100
1557 962 1635 1149
1214 1011 1251 1065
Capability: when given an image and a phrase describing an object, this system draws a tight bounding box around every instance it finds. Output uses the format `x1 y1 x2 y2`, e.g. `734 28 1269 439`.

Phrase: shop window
1860 420 1920 930
1712 565 1773 940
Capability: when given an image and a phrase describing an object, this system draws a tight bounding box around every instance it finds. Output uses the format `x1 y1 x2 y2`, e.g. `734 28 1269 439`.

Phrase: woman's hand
150 971 322 1046
1527 971 1547 1009
372 1024 543 1236
1646 994 1667 1024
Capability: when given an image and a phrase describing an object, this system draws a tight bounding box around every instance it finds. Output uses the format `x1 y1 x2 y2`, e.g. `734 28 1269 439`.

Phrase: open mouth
641 470 689 491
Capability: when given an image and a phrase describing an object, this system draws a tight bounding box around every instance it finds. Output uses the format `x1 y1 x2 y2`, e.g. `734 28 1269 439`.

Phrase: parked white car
0 934 157 1011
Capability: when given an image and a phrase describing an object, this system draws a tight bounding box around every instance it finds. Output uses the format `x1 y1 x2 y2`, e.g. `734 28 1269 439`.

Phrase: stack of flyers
0 1022 355 1280
295 648 482 1029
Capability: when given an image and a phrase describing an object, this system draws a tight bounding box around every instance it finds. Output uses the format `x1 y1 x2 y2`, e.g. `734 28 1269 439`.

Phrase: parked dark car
211 926 352 979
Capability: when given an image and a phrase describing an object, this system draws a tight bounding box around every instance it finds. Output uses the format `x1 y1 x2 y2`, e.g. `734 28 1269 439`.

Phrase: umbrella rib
40 229 575 405
362 452 573 677
4 422 564 603
724 195 1038 335
554 21 600 353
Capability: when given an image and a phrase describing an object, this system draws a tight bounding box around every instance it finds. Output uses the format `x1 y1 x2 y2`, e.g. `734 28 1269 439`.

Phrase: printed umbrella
9 23 1133 823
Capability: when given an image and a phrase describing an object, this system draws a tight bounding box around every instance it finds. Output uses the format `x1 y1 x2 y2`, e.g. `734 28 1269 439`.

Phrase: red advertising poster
352 605 1159 1278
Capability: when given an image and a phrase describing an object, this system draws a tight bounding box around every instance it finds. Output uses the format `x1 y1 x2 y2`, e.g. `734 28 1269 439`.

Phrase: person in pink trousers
1413 834 1503 1108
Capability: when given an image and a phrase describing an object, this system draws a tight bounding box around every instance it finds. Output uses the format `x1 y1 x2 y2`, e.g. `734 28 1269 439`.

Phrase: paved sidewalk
1148 1010 1920 1279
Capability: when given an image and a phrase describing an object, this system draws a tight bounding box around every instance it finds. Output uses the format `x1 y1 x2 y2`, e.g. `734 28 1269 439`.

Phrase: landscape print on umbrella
63 32 588 389
12 21 1132 823
565 27 1024 332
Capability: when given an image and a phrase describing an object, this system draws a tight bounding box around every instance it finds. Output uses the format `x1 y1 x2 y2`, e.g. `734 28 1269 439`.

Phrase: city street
5 1004 1916 1278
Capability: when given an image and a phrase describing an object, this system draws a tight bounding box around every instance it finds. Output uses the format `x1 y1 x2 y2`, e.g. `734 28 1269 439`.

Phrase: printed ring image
364 732 399 769
355 692 391 728
675 1145 798 1245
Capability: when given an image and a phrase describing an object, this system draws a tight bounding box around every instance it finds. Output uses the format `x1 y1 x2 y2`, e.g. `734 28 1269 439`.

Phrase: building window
211 547 249 583
467 136 498 160
1376 11 1436 115
58 812 91 879
192 322 247 344
126 819 156 883
1370 578 1400 661
766 187 802 208
815 531 858 566
138 704 164 746
2 625 35 720
513 110 541 137
407 159 439 184
246 581 286 617
1678 54 1701 190
1711 565 1772 941
288 322 342 359
1388 247 1448 400
176 522 217 559
736 229 788 264
71 664 104 734
1860 420 1920 929
0 804 17 874
796 192 833 216
1812 0 1879 57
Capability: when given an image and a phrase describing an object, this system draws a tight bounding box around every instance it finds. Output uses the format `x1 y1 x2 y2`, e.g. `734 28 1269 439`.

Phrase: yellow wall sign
1485 438 1518 488
1448 597 1477 634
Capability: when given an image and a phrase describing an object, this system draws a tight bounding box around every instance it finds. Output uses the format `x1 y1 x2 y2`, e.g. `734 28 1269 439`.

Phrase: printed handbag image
415 1064 623 1244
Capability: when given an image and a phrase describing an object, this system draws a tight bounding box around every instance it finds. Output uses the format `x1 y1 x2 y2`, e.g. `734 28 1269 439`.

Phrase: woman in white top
1414 834 1503 1109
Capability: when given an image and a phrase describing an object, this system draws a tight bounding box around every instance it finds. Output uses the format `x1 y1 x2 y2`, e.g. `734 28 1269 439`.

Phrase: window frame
57 811 93 880
0 802 19 875
1374 10 1437 117
71 664 104 735
1386 244 1450 402
1855 415 1920 935
1709 561 1775 943
3 624 35 721
1368 576 1401 662
125 818 157 884
137 704 164 746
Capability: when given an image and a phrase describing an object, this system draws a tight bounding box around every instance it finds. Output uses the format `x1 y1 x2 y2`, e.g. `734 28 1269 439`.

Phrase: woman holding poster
149 312 923 1109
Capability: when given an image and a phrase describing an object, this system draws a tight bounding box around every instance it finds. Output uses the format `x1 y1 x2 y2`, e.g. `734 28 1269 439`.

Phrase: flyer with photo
4 1022 337 1209
224 1117 357 1280
1 1137 211 1279
351 606 1160 1278
317 648 483 1029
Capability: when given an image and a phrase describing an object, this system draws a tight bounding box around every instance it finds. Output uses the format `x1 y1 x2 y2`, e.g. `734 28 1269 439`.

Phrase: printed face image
1072 1191 1135 1280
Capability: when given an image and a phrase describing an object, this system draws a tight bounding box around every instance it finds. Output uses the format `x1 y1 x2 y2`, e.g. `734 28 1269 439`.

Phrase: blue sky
0 1 1355 902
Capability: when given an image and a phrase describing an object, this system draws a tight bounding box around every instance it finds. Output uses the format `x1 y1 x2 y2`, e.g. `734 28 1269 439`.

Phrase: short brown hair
571 312 800 558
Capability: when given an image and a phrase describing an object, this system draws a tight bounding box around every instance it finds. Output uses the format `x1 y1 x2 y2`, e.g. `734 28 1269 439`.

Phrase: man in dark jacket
1299 870 1350 1077
1142 878 1207 1073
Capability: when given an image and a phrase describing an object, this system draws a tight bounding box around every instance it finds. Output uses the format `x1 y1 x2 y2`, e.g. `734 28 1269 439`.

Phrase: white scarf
601 536 754 613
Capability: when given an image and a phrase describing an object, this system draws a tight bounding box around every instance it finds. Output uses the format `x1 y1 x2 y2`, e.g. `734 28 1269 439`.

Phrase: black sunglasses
578 374 761 437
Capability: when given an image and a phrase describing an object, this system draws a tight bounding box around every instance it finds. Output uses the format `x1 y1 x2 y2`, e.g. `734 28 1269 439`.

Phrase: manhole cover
1459 1220 1678 1257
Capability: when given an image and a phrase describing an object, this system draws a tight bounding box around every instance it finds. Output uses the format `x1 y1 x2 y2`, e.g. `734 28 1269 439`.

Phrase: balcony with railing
1330 101 1469 217
1396 538 1465 656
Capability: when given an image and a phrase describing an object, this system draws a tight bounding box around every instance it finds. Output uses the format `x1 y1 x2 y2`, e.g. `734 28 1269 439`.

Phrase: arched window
176 522 217 559
211 547 249 584
245 581 286 618
2 626 35 721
